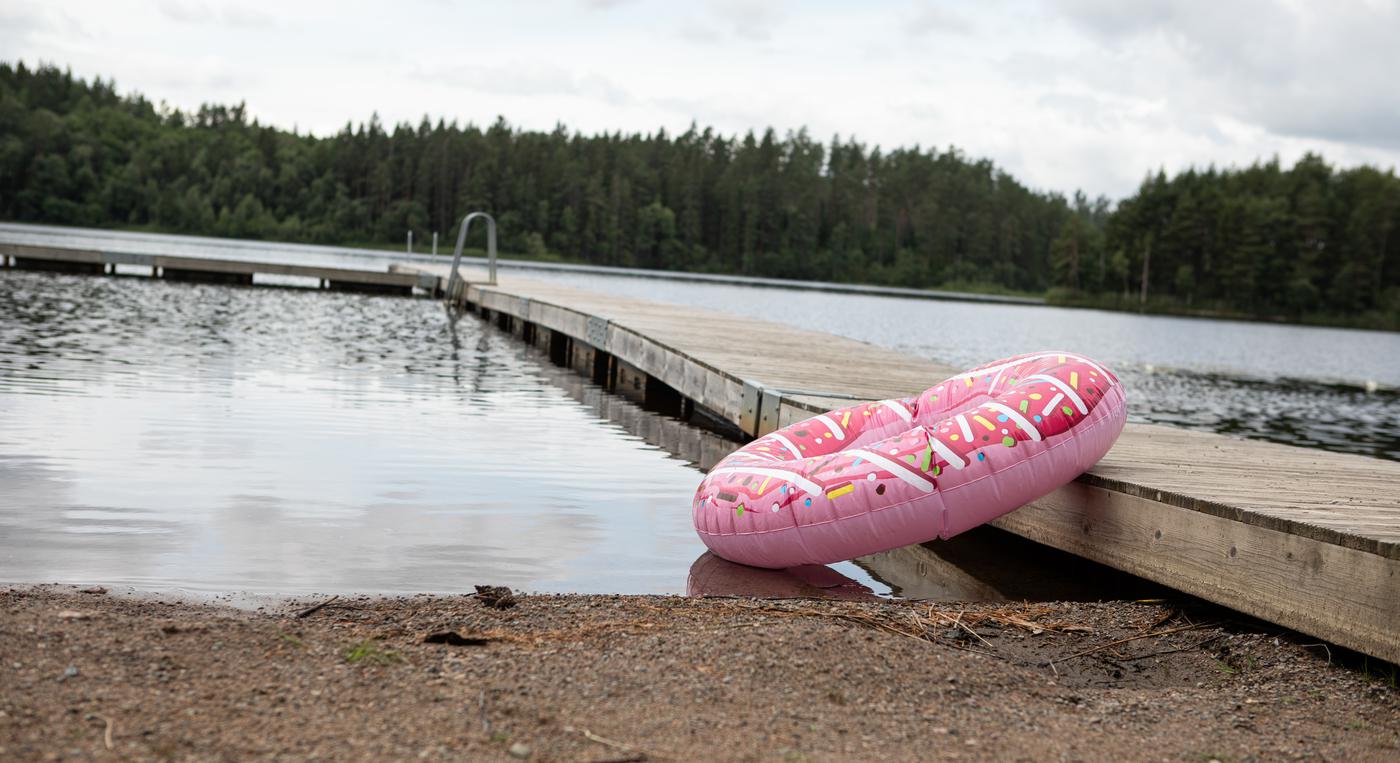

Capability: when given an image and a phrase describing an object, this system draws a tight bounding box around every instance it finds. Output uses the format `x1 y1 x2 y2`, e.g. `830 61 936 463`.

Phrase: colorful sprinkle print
694 352 1122 545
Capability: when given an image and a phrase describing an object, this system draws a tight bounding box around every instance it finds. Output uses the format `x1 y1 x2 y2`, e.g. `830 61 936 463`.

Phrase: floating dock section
0 242 437 295
408 265 1399 664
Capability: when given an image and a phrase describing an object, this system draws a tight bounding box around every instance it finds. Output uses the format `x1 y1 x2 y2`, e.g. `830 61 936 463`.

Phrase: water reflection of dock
533 356 735 473
414 266 1400 664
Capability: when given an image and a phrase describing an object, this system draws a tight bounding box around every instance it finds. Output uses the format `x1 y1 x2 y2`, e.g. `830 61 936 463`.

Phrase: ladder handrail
446 211 497 301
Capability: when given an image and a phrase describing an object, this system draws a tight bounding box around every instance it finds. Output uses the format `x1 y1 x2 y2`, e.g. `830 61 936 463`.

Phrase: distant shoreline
5 219 1396 333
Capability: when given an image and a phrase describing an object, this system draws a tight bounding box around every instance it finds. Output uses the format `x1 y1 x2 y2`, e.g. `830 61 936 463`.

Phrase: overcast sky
5 0 1399 198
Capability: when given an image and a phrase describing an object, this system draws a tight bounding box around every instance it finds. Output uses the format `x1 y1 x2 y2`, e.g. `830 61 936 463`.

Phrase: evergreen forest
3 62 1397 329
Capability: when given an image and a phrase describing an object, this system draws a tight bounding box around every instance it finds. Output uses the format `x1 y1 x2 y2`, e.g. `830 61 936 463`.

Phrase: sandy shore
2 586 1396 761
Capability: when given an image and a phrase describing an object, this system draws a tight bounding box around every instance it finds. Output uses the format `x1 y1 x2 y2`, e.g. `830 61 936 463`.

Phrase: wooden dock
2 235 1394 662
0 243 437 295
407 264 1400 663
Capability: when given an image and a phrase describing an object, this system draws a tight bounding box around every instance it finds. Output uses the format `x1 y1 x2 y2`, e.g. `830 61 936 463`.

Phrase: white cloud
704 0 789 42
419 62 634 107
156 1 276 29
3 0 1397 198
155 0 213 23
1052 0 1400 149
905 2 973 36
1 4 89 51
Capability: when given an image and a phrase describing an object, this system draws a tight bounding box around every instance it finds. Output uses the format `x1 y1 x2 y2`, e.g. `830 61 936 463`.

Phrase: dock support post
12 257 103 275
548 330 571 367
327 280 413 296
162 268 253 286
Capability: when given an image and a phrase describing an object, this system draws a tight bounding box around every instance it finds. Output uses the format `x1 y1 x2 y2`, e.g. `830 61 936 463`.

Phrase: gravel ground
1 585 1396 762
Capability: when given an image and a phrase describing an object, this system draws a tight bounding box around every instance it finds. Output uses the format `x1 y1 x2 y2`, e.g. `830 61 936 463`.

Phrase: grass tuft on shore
344 638 402 665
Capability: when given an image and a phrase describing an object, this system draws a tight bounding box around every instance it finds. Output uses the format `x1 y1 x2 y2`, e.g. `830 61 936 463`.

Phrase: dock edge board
0 244 437 292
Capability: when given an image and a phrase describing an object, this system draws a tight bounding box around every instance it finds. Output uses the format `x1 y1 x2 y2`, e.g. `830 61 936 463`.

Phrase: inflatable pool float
692 352 1126 568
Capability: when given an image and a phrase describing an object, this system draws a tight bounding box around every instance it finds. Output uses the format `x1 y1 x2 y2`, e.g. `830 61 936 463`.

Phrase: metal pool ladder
445 211 497 303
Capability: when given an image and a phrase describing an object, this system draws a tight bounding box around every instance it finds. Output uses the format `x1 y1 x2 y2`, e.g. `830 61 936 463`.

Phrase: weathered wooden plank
1 244 105 263
2 244 431 290
993 482 1399 663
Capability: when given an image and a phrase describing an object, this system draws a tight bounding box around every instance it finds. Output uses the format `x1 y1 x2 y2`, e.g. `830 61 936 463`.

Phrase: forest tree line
2 62 1397 328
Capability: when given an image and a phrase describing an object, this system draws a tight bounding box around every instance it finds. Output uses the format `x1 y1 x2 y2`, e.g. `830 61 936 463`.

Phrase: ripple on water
0 271 711 595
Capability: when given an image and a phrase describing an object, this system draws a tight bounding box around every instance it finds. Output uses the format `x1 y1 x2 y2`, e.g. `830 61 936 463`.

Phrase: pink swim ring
693 351 1127 568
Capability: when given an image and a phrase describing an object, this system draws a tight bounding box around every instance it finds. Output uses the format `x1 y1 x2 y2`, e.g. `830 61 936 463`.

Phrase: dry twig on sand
571 725 658 761
1058 622 1218 662
1122 634 1225 662
295 595 339 619
93 713 114 750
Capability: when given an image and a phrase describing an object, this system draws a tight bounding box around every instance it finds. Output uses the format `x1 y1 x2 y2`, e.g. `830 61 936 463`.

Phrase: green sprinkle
736 504 745 517
1002 436 1016 447
1062 405 1074 415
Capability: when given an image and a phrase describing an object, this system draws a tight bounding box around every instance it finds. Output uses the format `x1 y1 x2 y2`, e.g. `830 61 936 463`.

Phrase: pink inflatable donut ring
692 351 1127 569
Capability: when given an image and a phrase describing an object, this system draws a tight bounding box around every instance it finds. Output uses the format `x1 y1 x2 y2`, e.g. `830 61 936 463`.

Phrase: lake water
526 272 1400 461
3 242 1395 598
0 271 722 595
0 269 1177 600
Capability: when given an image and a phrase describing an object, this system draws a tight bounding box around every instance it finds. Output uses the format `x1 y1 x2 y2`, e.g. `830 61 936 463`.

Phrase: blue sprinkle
996 414 1008 422
852 457 863 467
1033 415 1043 422
780 485 787 494
977 452 986 461
804 498 812 507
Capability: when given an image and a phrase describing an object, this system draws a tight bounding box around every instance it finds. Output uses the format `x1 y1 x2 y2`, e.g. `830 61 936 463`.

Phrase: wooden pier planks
0 243 437 293
418 267 1399 663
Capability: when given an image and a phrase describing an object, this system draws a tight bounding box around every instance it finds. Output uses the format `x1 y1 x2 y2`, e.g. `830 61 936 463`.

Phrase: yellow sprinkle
758 477 771 495
973 415 996 431
950 434 959 441
1058 355 1066 364
964 378 974 388
826 484 855 500
1070 371 1079 389
1029 393 1042 400
841 411 851 427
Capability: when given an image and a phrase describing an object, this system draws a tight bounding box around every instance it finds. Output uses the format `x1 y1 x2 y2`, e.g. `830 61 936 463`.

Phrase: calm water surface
528 272 1400 461
0 271 895 595
2 260 1393 597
